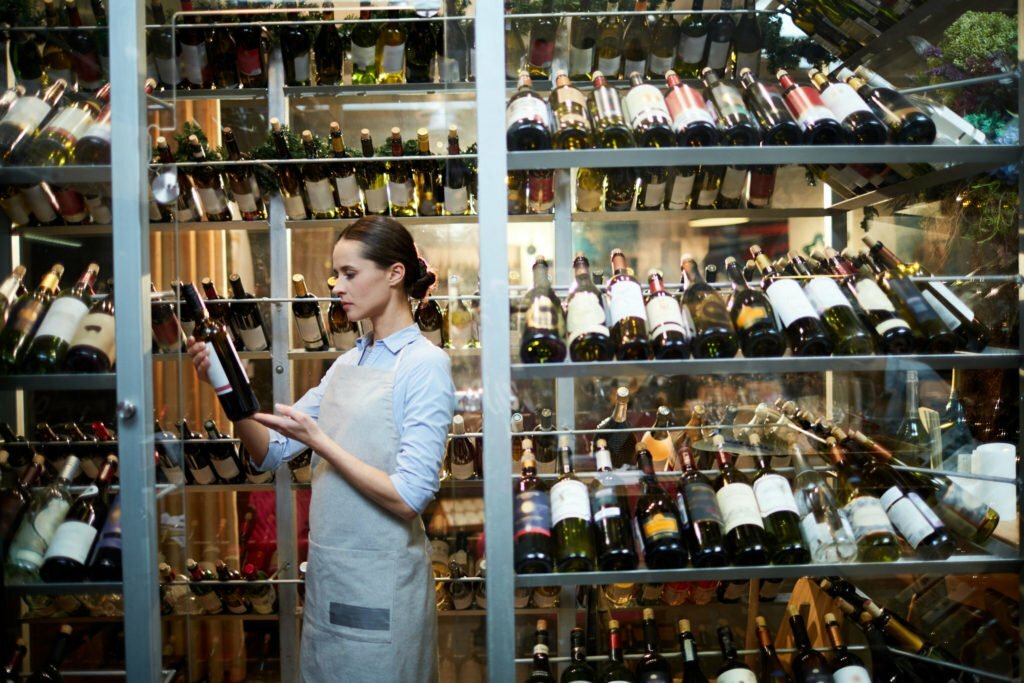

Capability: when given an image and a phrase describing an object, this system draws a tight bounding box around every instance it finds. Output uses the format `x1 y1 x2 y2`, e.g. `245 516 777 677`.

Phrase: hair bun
410 257 437 300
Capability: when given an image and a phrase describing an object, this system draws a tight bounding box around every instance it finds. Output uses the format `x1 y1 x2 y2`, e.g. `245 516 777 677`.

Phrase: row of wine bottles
8 0 109 95
0 421 117 483
508 64 942 155
0 263 114 374
512 393 1000 578
159 558 278 616
518 237 990 366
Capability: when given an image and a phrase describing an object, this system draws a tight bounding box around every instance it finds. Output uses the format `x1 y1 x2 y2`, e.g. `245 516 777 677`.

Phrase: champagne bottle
893 370 930 466
738 69 801 146
675 0 709 77
0 79 68 163
789 606 836 683
40 454 117 582
678 620 710 683
0 264 63 372
792 446 857 563
314 11 344 85
228 274 269 352
525 619 555 682
723 256 785 357
513 449 554 573
358 128 389 216
291 274 328 351
646 269 692 359
750 434 810 565
520 256 566 364
181 282 260 421
327 276 361 350
731 0 761 77
588 71 636 148
566 254 614 362
807 69 887 144
23 263 99 373
178 0 212 88
222 126 266 221
590 439 638 570
413 128 439 217
527 0 558 79
823 612 871 682
665 70 718 147
507 71 553 151
636 607 672 682
858 248 957 354
680 254 739 359
702 68 760 145
712 434 769 565
568 0 598 80
600 620 636 683
503 1 526 80
777 69 847 145
703 0 735 73
27 624 72 683
789 253 874 355
299 130 337 220
350 1 379 85
551 436 596 572
447 415 476 481
550 73 594 150
754 616 792 682
594 2 624 78
562 627 596 682
595 386 637 469
64 290 115 372
6 456 79 577
0 455 46 551
647 12 677 78
751 246 832 356
442 125 470 215
716 624 757 682
375 7 407 84
269 118 308 220
606 249 650 360
844 75 935 144
635 445 688 568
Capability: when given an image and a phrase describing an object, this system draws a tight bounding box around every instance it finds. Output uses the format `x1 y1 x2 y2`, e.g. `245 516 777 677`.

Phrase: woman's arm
234 417 271 468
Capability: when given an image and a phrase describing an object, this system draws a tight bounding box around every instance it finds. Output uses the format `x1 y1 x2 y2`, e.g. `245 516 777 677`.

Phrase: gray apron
301 347 438 683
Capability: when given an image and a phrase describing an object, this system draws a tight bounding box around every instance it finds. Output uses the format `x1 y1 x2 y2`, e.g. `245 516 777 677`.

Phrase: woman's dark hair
337 216 436 300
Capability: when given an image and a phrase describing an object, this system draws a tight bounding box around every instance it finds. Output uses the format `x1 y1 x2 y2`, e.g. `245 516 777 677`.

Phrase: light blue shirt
258 323 456 514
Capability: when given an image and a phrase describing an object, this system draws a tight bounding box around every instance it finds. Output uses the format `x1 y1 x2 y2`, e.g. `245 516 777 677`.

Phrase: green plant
939 11 1016 70
153 121 222 163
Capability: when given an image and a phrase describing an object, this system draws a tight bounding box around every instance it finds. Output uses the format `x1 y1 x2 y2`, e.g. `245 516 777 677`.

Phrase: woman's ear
388 262 406 288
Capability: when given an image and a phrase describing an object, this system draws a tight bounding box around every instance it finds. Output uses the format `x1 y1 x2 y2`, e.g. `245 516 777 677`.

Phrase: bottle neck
904 376 920 417
725 261 748 289
826 621 847 652
610 252 629 276
679 259 703 288
612 396 629 423
608 630 624 663
293 277 310 297
532 262 552 289
677 444 698 472
637 450 656 478
718 630 738 659
643 620 659 655
790 614 813 649
648 273 668 295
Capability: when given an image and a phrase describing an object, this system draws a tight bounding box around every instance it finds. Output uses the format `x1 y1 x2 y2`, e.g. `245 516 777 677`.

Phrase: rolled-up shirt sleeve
255 358 345 472
389 348 456 513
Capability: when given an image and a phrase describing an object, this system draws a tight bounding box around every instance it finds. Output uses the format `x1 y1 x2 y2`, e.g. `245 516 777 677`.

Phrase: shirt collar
355 322 422 354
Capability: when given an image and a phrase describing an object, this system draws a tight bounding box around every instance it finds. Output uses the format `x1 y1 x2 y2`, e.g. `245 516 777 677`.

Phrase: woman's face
330 238 401 321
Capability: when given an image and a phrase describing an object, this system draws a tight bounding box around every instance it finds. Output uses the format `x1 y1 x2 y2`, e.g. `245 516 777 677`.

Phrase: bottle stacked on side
511 394 1001 582
428 530 493 611
159 557 279 616
517 240 990 365
9 0 110 94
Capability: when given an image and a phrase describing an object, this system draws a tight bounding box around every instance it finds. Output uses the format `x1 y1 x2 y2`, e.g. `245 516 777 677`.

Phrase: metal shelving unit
0 373 118 391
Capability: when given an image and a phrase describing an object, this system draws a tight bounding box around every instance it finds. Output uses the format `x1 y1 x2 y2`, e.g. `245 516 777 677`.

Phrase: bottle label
443 186 469 215
577 181 603 211
351 43 375 70
880 487 935 548
236 47 263 76
648 53 674 77
449 314 473 348
924 282 974 323
70 312 116 364
169 201 195 223
622 84 672 130
666 86 715 131
834 665 872 683
296 315 325 346
593 499 622 523
2 96 52 136
717 667 757 683
44 519 97 565
646 296 687 340
668 171 696 209
22 185 58 223
752 474 799 515
641 179 666 207
680 480 725 526
388 179 412 207
553 87 590 131
43 106 95 147
716 483 764 533
381 44 405 74
623 58 646 78
678 33 707 64
843 495 896 542
11 498 71 569
525 294 562 332
514 490 552 539
608 280 646 326
642 512 681 543
719 167 746 200
35 296 90 344
291 51 312 81
249 586 276 614
800 514 834 558
233 190 258 214
0 193 32 225
839 17 880 44
712 86 749 122
747 167 775 207
95 495 122 552
238 325 269 352
853 278 897 314
283 193 307 219
765 279 818 327
197 187 228 215
820 83 872 123
551 478 592 525
85 194 113 224
734 303 771 331
505 95 551 131
804 277 854 314
597 55 622 77
334 174 361 207
212 455 241 481
705 40 730 70
192 463 216 485
935 479 993 539
566 291 610 345
332 328 359 350
569 45 594 75
697 187 718 206
182 43 209 86
363 185 388 214
305 178 335 213
54 188 87 222
205 345 238 397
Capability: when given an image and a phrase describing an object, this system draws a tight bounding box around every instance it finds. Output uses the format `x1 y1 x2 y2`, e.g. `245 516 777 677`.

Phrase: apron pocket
308 541 396 645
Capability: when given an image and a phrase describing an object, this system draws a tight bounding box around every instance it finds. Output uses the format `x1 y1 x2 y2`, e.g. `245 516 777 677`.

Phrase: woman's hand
250 404 328 451
186 336 211 385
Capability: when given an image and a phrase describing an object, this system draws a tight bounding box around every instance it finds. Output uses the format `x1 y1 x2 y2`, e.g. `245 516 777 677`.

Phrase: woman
187 216 456 682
